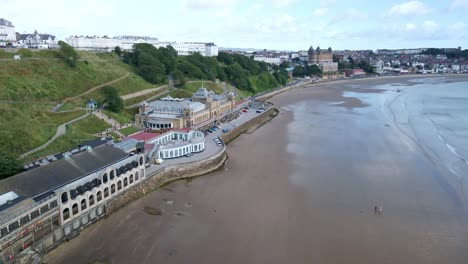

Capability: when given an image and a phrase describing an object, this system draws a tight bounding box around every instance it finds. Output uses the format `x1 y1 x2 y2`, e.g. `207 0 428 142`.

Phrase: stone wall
105 148 228 215
219 107 278 144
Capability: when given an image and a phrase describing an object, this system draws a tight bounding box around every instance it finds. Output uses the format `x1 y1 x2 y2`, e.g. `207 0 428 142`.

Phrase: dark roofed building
0 144 127 200
16 30 57 49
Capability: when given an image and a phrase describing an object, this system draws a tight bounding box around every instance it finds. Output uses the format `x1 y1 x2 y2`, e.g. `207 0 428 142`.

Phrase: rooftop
0 18 14 27
0 144 128 201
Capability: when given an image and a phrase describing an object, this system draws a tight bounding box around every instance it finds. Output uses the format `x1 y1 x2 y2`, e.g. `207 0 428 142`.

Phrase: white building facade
16 31 57 49
0 18 16 46
65 35 218 56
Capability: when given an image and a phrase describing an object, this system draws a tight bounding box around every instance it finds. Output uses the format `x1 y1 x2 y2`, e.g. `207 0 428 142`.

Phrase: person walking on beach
374 205 378 214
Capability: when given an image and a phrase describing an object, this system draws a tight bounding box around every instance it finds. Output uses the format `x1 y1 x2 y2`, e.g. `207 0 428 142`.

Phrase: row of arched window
63 172 141 222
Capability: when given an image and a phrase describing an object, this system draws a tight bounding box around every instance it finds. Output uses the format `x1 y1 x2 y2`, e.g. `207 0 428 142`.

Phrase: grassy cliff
0 50 155 161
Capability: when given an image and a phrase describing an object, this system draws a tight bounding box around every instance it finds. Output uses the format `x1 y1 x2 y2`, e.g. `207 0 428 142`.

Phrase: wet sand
45 76 468 264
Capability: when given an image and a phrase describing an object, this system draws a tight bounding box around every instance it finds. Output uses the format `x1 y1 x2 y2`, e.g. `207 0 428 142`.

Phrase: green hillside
0 49 157 163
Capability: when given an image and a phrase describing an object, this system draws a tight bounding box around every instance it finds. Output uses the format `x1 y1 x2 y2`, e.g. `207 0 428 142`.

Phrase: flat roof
0 145 128 200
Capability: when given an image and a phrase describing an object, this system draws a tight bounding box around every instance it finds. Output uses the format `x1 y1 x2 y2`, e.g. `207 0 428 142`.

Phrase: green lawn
124 88 168 106
182 81 225 94
0 103 86 157
72 114 110 134
103 109 137 125
119 126 140 136
169 89 193 98
0 52 152 101
21 115 110 163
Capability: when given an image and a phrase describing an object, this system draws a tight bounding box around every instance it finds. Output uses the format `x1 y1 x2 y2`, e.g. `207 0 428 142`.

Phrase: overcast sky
2 0 467 50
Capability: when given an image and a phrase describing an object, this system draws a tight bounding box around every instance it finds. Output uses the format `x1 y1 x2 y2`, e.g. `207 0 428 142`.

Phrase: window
20 215 30 225
139 157 143 165
104 188 109 198
124 178 128 187
103 173 108 183
1 227 8 237
40 205 49 214
50 200 58 208
30 210 40 220
111 184 115 194
72 203 79 215
89 195 95 206
9 221 19 232
81 199 87 210
130 175 134 184
110 170 115 180
118 181 122 190
97 191 102 202
61 192 68 204
63 208 70 221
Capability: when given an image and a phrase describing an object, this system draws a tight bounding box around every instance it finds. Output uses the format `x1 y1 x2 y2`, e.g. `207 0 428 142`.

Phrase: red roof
128 132 159 142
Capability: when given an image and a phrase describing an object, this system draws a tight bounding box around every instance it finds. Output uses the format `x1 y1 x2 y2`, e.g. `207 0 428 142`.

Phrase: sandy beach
44 75 468 264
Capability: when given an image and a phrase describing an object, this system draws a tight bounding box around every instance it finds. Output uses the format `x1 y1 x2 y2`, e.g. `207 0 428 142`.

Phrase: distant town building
308 46 338 72
253 55 282 65
0 18 16 46
344 69 365 77
114 35 159 50
156 41 218 56
16 30 57 49
65 36 120 52
65 35 218 56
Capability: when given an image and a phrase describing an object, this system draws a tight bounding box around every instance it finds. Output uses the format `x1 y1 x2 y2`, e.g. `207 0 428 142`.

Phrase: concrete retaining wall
105 148 228 215
219 107 278 144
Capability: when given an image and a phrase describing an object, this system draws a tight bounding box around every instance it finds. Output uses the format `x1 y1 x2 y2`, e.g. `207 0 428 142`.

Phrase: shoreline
256 73 468 101
42 74 468 264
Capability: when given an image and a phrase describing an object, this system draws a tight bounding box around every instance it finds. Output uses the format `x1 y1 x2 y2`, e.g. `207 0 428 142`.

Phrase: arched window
110 170 115 180
117 181 122 190
103 173 108 183
135 172 139 181
104 187 109 198
81 199 87 210
89 195 95 206
72 203 79 215
111 184 115 194
61 192 68 204
63 208 70 221
139 157 143 165
97 191 102 202
124 177 128 187
130 174 134 184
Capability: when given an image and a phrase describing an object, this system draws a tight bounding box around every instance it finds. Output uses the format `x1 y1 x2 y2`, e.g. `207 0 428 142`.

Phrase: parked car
242 109 248 113
222 128 230 133
185 153 193 157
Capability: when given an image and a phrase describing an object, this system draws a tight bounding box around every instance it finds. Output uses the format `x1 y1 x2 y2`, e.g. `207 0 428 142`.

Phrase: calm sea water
283 77 468 263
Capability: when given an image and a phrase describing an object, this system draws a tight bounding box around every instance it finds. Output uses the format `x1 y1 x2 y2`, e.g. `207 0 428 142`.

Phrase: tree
279 61 290 68
102 86 124 113
0 149 22 179
114 46 122 56
58 41 79 67
292 66 305 77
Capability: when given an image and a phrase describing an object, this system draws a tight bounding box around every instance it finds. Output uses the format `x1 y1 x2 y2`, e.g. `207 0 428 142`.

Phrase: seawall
106 148 228 215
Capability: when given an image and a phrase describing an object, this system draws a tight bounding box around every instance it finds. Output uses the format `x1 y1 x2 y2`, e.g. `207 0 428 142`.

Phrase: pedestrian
379 206 383 215
374 205 378 214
